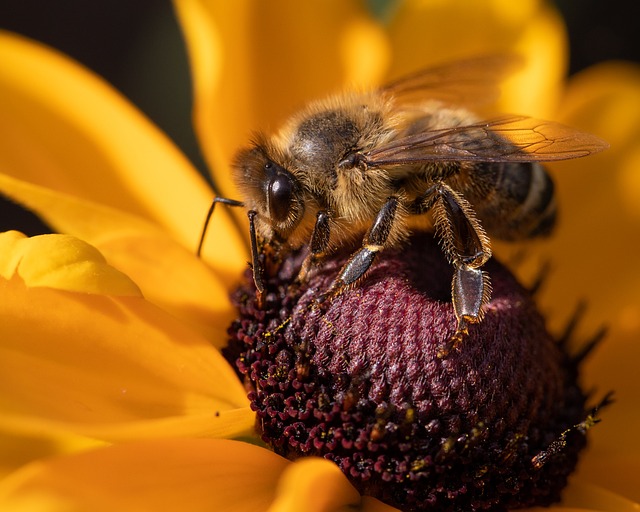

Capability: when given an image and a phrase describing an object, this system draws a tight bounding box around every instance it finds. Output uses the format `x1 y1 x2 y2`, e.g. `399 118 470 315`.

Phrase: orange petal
0 231 140 296
386 0 567 117
0 31 243 258
361 496 400 512
576 454 640 505
174 0 389 197
0 439 289 512
0 171 247 294
0 277 252 441
555 480 640 511
267 457 361 512
0 429 104 480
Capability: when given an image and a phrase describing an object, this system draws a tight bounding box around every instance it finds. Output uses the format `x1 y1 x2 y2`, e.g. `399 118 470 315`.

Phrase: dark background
1 0 638 235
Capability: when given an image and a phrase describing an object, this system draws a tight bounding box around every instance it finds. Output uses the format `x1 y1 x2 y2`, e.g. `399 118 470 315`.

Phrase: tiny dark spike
529 259 552 296
557 300 588 348
571 326 607 366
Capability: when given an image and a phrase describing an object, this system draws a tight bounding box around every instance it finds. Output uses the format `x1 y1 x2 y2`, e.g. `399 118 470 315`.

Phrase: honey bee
200 55 607 346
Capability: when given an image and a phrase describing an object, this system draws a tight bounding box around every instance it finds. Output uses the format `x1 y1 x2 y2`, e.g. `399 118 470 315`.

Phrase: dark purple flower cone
225 233 593 511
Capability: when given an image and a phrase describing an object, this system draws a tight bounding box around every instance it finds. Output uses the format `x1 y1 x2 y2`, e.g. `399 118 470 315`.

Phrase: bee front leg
247 210 267 309
415 183 492 353
331 196 399 293
298 210 331 282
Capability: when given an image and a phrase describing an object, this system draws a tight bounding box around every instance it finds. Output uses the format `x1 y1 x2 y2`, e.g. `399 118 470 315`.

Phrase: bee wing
380 55 523 107
364 115 609 166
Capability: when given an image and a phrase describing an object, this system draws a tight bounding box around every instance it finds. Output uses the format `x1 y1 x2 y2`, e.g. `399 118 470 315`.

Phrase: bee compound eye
268 173 294 222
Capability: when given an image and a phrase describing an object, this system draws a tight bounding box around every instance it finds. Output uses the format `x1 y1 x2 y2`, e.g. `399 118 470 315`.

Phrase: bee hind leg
446 264 492 355
413 182 492 355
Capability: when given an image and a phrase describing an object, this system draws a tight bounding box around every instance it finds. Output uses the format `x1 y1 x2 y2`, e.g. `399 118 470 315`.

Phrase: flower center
225 233 591 511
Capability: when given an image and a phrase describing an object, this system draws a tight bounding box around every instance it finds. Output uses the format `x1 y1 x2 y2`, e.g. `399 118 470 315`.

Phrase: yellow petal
0 277 251 441
0 231 140 296
540 62 640 335
267 457 361 512
386 0 567 117
0 439 289 512
0 171 247 293
498 3 568 117
0 31 244 260
174 0 389 197
495 61 640 503
0 173 242 339
96 232 238 345
388 0 545 67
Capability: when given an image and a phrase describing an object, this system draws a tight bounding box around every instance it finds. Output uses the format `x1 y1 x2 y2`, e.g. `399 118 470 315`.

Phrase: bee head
232 141 304 241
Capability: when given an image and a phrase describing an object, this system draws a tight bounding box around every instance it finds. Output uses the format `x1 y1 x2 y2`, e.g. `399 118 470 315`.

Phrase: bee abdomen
471 161 557 241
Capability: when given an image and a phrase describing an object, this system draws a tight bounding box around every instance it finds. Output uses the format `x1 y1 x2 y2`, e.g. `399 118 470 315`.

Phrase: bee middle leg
330 196 400 293
412 183 492 352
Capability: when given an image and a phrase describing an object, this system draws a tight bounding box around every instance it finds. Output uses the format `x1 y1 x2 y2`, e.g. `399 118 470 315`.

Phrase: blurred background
0 0 638 234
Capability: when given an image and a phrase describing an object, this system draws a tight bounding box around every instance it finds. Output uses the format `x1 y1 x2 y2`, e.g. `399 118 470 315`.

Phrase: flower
0 1 639 510
228 233 602 510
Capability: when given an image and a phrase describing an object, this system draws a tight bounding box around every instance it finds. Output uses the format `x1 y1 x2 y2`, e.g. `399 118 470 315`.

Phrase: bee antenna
197 197 245 257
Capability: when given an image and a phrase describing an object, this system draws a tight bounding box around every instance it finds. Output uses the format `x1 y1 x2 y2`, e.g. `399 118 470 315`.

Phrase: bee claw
437 320 470 358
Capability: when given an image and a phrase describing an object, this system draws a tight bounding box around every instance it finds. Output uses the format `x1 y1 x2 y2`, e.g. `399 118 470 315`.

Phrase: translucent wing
364 115 609 166
380 55 523 107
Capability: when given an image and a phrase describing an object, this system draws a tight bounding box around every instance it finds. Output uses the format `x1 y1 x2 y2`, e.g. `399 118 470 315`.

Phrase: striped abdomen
465 161 557 241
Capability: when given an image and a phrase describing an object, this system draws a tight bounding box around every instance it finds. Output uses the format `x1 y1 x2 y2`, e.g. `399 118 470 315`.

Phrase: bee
200 55 607 346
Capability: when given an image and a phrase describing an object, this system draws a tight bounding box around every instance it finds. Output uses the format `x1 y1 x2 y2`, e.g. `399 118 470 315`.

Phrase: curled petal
0 231 140 296
0 171 247 294
0 439 289 512
0 277 251 441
